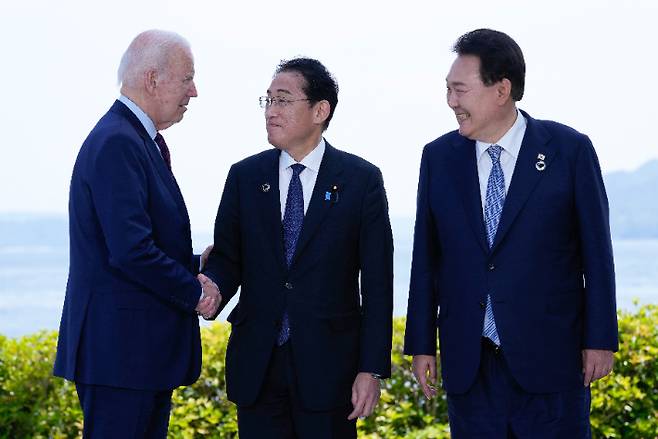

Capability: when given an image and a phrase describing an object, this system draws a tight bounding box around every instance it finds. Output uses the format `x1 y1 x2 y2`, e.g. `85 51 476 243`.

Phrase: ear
144 69 158 95
313 100 331 126
496 78 512 104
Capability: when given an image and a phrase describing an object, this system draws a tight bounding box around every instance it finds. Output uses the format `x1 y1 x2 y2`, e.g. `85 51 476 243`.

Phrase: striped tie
483 145 504 345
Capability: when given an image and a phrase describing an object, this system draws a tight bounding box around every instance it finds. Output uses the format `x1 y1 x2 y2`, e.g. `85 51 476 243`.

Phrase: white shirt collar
279 138 326 173
476 109 527 160
118 94 157 140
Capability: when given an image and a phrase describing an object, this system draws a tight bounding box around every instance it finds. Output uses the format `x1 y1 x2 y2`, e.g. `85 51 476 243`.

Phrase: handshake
196 273 222 319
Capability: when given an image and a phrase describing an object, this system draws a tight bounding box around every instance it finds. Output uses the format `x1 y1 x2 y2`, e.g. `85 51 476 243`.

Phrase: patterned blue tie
277 163 305 345
483 145 504 345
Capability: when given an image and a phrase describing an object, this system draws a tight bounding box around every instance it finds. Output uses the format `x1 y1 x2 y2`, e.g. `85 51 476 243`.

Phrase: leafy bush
1 306 657 438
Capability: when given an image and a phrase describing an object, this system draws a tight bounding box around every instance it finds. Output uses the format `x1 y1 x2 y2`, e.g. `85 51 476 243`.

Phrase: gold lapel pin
261 183 271 193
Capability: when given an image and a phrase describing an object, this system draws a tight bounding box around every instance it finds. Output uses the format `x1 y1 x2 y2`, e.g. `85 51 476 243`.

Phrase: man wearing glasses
203 57 394 438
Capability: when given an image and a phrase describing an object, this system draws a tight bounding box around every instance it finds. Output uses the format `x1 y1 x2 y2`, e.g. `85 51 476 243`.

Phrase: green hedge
1 305 657 438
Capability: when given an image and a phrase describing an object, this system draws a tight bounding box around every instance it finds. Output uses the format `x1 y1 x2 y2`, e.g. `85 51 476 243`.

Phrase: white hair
117 29 191 88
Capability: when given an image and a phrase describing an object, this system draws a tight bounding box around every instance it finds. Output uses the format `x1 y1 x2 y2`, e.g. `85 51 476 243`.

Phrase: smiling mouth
455 112 469 123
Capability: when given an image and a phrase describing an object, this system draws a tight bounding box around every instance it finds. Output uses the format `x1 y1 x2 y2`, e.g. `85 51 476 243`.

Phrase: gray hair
117 29 191 88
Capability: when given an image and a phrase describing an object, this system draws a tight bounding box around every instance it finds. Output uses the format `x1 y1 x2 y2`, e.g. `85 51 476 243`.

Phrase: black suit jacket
205 142 393 410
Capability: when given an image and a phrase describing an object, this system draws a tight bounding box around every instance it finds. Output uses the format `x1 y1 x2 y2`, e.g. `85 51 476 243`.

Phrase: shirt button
285 282 293 290
488 263 495 271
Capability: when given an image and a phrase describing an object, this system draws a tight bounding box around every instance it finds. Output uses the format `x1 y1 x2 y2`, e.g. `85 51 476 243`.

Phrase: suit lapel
113 101 190 225
491 112 554 251
257 149 287 271
291 142 344 268
450 136 489 254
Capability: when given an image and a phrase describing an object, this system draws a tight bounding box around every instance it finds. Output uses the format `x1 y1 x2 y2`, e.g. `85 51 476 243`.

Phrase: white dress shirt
475 109 527 213
279 139 326 220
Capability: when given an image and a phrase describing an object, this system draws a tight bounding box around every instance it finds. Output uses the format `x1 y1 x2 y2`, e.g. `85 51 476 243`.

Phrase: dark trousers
447 338 591 439
75 382 173 439
237 342 356 439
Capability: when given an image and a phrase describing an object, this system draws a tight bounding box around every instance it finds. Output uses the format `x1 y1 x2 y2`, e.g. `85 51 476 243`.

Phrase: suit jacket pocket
227 303 248 326
104 288 155 310
546 290 583 315
325 312 361 332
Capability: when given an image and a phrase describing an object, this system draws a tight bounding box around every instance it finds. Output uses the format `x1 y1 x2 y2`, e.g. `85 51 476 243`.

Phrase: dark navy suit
54 100 202 435
204 142 393 435
404 111 618 435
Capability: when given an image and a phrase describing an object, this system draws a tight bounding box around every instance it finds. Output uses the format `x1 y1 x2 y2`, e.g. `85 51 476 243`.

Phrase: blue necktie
277 163 305 345
483 145 504 345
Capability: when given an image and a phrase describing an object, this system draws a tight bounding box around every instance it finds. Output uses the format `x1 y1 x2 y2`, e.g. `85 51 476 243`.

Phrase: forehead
166 47 194 72
446 55 482 85
267 71 306 95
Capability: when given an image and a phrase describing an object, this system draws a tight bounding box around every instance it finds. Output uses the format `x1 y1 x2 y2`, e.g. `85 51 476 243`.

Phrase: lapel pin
535 153 546 171
326 185 340 203
261 183 271 193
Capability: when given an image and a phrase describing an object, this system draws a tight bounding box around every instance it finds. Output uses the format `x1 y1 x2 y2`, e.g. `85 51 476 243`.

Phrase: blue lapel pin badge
325 185 339 203
261 183 271 193
535 153 546 171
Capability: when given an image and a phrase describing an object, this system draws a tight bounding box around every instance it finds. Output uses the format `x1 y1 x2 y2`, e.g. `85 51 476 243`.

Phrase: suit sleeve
89 134 201 313
203 164 243 317
574 136 619 351
404 145 440 356
358 167 394 377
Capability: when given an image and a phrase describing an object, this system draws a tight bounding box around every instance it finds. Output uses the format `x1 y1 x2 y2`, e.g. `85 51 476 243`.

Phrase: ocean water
1 229 656 338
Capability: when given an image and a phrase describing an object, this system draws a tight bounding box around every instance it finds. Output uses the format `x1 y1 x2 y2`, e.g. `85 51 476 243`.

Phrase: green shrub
1 305 657 438
0 331 81 439
590 303 658 438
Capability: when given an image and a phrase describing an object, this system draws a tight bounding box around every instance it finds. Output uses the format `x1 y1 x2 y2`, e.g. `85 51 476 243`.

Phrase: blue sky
1 0 656 233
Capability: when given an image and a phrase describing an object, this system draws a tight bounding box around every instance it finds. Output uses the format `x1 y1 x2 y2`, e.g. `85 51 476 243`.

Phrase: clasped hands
195 273 222 319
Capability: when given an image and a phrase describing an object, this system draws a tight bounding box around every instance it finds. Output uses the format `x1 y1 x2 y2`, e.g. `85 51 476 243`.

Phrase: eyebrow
446 77 467 85
267 88 293 95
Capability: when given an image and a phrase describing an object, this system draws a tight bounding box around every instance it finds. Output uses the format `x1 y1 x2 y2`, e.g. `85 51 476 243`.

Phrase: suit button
285 282 293 290
479 301 486 309
488 263 495 271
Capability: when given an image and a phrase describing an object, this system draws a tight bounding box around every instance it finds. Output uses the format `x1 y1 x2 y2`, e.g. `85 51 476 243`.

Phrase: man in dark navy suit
404 29 618 438
204 57 394 438
53 30 220 438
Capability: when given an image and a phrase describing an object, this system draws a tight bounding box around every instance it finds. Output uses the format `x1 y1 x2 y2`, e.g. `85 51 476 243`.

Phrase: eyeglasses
259 96 311 109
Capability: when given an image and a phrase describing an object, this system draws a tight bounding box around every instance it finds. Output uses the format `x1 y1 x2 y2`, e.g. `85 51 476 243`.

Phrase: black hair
453 29 525 101
276 57 339 129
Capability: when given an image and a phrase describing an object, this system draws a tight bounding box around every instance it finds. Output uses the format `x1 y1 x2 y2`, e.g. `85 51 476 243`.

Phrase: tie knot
290 163 305 177
487 144 502 162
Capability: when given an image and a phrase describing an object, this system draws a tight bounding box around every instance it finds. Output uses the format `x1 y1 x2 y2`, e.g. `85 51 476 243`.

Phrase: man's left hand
582 349 614 386
347 372 381 420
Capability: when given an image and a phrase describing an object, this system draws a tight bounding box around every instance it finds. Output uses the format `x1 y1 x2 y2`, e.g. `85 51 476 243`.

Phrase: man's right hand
195 273 222 318
412 354 438 399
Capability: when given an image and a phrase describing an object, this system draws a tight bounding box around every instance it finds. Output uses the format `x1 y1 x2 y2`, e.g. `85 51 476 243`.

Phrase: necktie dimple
277 163 305 345
154 133 172 172
483 144 504 345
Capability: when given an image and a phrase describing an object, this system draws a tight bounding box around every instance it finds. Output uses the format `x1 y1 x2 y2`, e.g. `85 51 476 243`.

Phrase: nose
265 102 277 118
189 80 198 98
446 89 458 109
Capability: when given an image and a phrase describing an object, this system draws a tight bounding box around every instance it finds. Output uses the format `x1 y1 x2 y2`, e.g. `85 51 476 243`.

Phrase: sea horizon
1 218 657 338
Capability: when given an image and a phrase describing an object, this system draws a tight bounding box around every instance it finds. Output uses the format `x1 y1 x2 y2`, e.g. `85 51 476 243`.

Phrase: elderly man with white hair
53 29 220 438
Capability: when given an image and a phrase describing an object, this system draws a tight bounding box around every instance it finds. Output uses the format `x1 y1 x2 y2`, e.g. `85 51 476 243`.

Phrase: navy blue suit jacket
54 100 202 391
404 110 618 394
204 142 394 411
